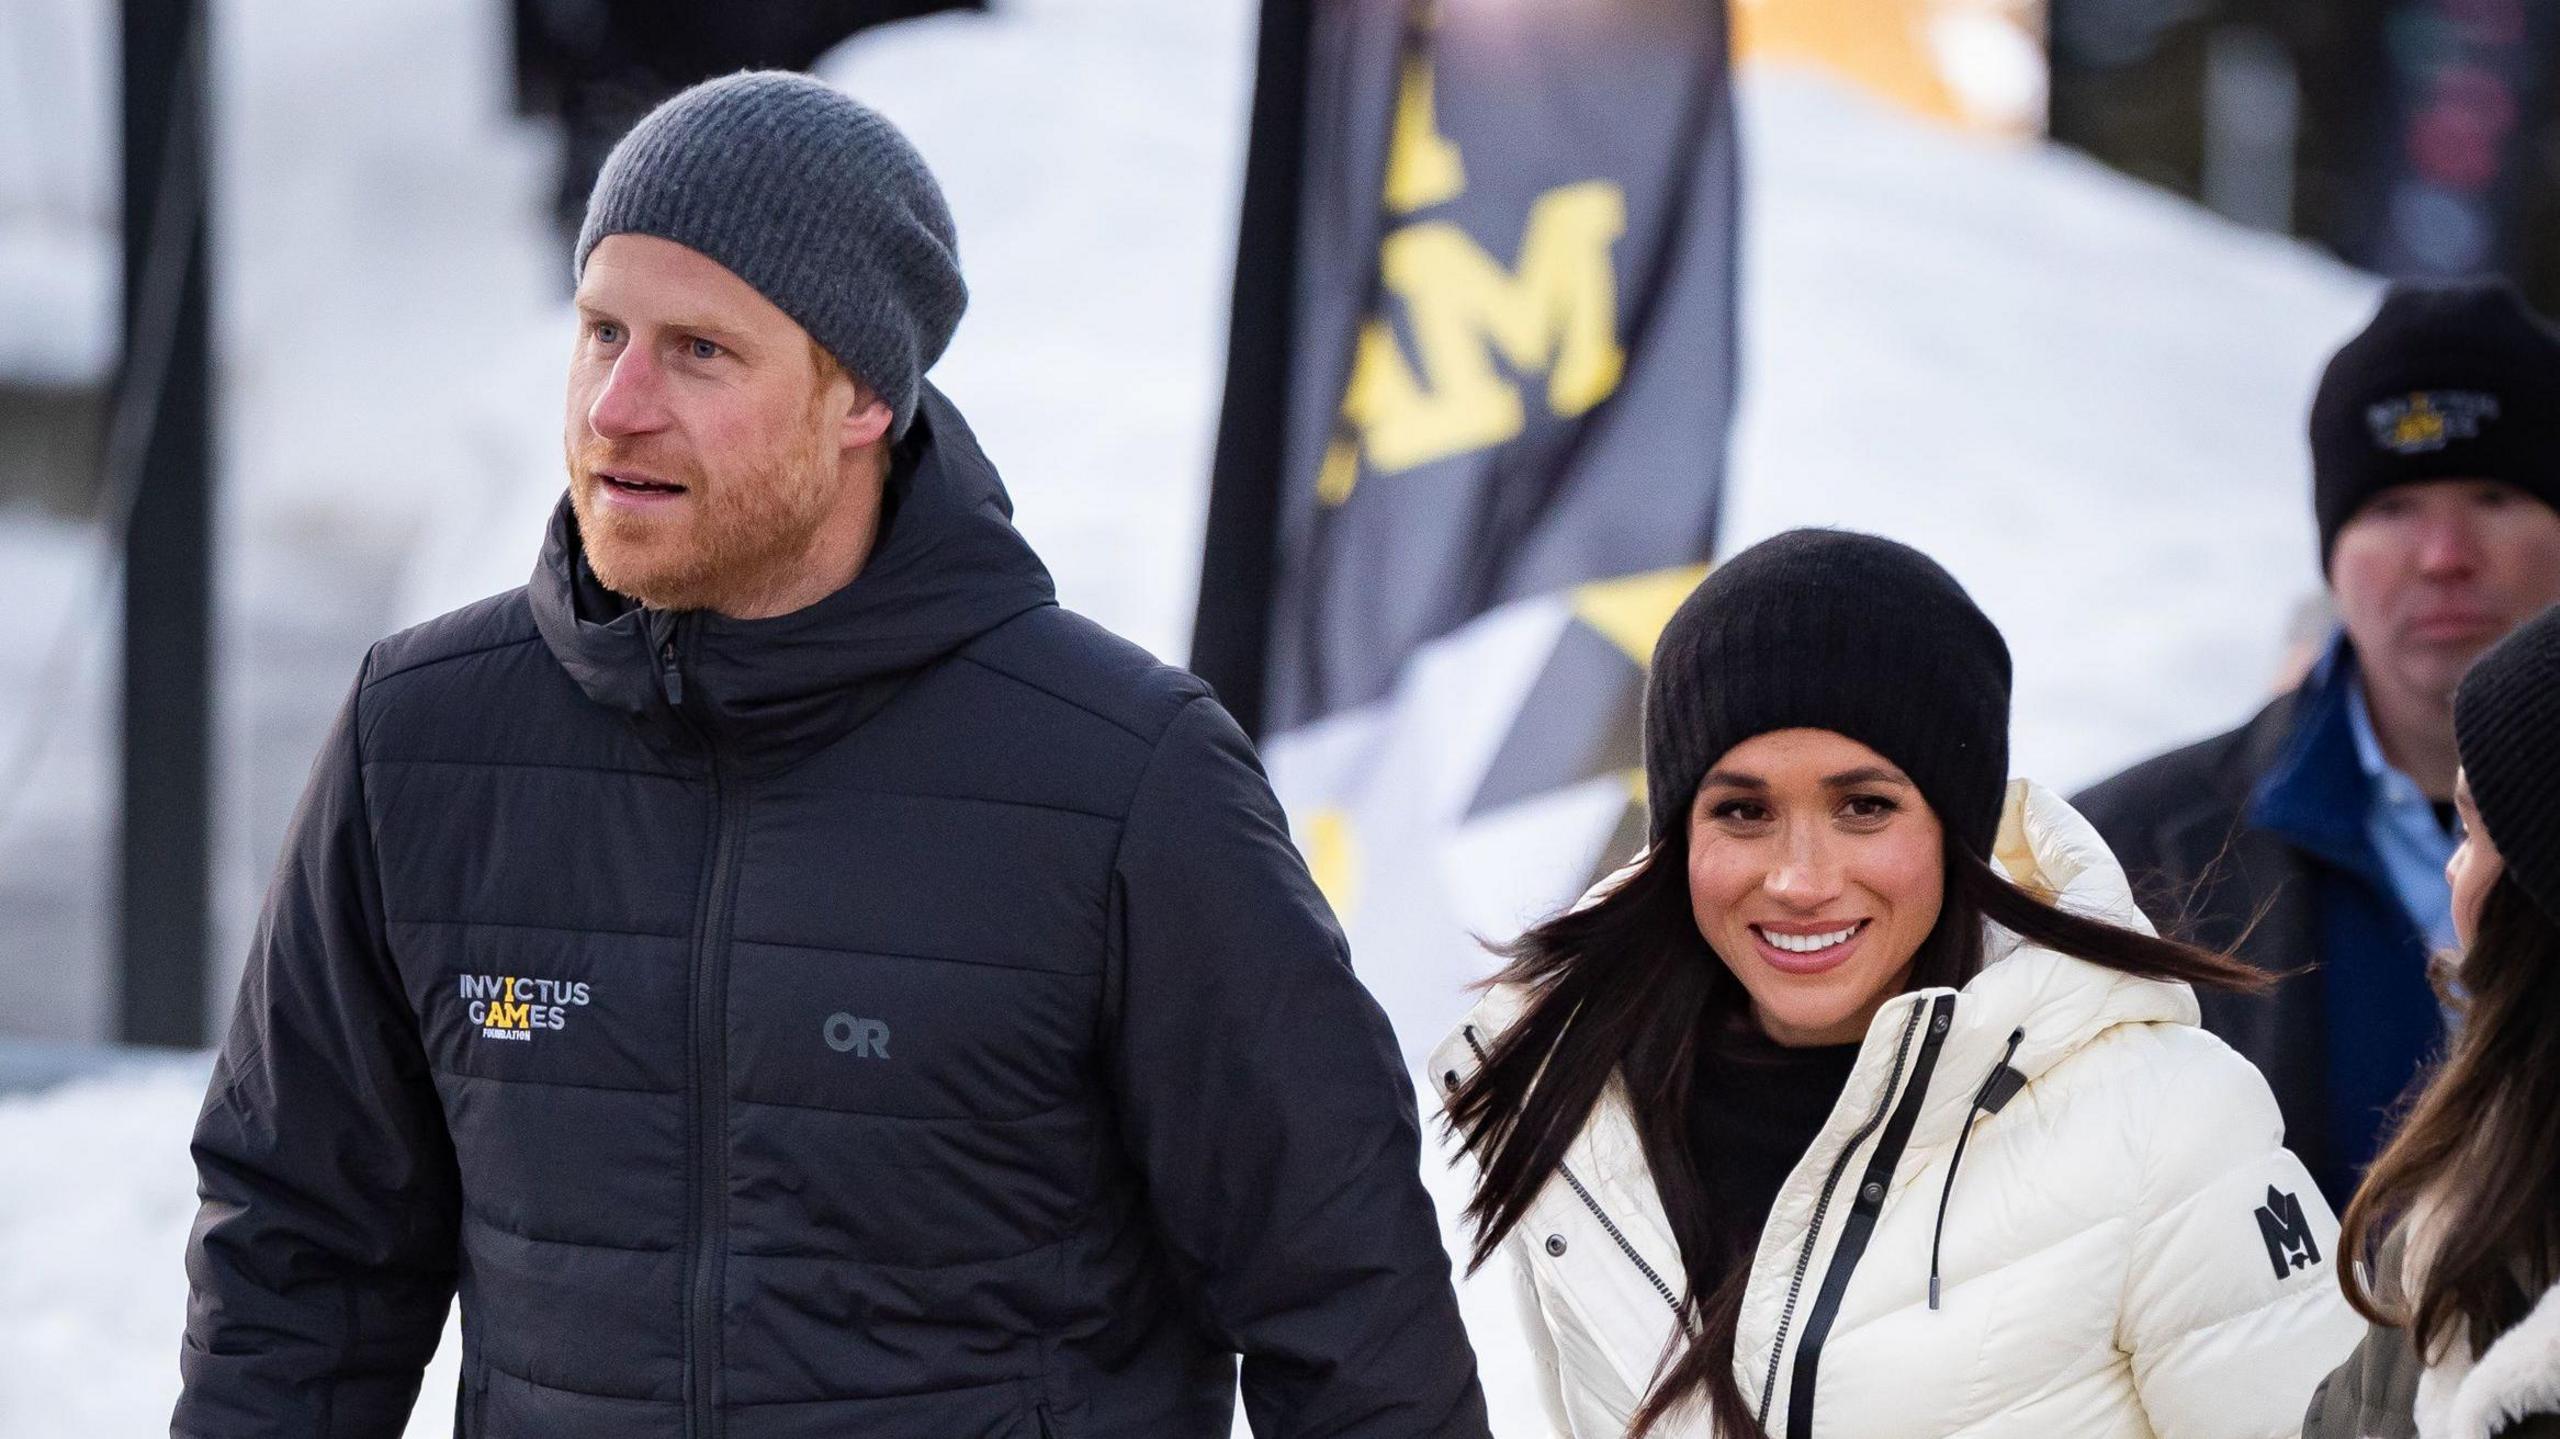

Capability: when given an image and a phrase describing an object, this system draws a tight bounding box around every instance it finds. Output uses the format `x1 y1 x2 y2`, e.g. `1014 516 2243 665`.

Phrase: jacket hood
530 383 1056 764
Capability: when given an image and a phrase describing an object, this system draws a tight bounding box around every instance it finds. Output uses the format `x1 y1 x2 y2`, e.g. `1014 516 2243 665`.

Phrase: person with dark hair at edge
2077 277 2560 1210
1438 529 2361 1438
171 72 1488 1439
2305 601 2560 1439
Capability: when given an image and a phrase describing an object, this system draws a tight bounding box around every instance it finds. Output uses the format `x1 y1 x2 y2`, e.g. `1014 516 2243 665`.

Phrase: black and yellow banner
1194 0 1738 1055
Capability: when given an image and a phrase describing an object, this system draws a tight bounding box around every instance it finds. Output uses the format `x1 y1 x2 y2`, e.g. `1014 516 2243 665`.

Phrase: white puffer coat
1432 781 2364 1438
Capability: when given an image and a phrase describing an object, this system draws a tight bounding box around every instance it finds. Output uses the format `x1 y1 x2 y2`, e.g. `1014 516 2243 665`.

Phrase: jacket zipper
1753 999 1929 1426
1462 1026 1682 1317
666 620 745 1439
1777 994 1957 1439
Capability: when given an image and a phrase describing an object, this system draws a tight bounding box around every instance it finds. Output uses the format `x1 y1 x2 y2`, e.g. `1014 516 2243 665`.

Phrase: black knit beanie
1644 529 2013 859
2310 277 2560 569
2453 602 2560 926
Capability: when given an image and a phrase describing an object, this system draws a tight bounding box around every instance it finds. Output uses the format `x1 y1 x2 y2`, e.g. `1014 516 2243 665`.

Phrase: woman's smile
1748 918 1873 973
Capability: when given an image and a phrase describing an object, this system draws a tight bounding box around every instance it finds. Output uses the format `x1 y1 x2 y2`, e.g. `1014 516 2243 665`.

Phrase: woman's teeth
1757 922 1864 954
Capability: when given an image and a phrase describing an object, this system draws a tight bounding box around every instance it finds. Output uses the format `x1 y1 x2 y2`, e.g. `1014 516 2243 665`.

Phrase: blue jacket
2077 640 2442 1206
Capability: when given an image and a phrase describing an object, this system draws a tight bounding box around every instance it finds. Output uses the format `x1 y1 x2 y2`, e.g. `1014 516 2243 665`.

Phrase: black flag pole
1188 0 1313 740
115 0 217 1047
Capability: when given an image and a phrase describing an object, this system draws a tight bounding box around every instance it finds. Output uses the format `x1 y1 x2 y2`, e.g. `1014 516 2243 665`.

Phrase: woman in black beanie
1436 529 2361 1437
2309 602 2560 1439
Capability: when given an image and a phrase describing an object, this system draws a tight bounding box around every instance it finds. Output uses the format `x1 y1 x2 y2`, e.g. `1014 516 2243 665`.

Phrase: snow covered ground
0 0 2384 1431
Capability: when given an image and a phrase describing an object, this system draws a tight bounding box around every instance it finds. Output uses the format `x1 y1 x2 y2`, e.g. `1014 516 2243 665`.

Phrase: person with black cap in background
2304 601 2560 1439
2077 277 2560 1210
1436 529 2357 1439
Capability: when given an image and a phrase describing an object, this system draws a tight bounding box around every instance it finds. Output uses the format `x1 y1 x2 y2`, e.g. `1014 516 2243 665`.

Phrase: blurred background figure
2050 0 2560 310
2078 278 2560 1210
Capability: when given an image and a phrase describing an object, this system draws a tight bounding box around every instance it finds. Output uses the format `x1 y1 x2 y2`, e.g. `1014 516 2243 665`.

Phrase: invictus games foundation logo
2366 390 2499 455
459 974 591 1042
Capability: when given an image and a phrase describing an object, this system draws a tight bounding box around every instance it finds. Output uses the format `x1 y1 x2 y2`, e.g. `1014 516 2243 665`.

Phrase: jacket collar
529 384 1056 768
2398 1204 2560 1439
2414 1278 2560 1439
2247 633 2390 882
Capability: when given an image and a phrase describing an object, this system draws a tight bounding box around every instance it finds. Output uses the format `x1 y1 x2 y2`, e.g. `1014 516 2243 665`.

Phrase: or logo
2254 1186 2321 1279
459 974 591 1043
823 1013 891 1059
2366 390 2499 455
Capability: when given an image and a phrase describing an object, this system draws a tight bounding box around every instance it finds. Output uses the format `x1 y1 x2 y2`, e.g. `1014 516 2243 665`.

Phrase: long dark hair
2341 871 2560 1362
1445 819 2269 1437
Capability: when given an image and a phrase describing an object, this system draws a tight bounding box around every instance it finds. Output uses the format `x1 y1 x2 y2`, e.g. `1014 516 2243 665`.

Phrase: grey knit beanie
574 71 966 440
2453 602 2560 925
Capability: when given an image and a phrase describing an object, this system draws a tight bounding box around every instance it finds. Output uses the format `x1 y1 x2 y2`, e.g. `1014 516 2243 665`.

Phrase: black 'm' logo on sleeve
2254 1186 2320 1279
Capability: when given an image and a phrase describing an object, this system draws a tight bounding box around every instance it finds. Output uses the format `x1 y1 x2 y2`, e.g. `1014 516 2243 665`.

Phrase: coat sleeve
173 661 461 1438
2298 1318 2408 1439
2113 1032 2363 1439
1108 695 1490 1438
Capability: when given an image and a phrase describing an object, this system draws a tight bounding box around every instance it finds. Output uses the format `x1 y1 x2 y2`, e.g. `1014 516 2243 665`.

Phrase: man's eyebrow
571 303 753 345
662 317 755 344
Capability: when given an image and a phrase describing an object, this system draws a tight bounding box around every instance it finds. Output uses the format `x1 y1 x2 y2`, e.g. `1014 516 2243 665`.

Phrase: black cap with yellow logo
2309 276 2560 571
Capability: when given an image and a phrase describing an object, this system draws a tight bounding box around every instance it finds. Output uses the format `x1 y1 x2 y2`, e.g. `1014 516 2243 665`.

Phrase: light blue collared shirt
2345 678 2460 959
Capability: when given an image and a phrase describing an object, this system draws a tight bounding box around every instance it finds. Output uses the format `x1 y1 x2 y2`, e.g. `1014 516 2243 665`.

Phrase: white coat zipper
1752 1000 1929 1427
1780 995 1957 1439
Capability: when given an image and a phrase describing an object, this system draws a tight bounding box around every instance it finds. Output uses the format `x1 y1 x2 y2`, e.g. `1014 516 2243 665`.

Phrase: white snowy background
0 0 2380 1432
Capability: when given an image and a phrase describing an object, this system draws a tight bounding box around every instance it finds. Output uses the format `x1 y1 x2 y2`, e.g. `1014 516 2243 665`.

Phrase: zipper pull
1928 1026 2026 1311
659 639 684 708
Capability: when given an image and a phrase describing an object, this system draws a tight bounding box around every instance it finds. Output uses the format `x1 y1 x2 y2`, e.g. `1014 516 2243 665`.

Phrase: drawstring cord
1929 1027 2025 1311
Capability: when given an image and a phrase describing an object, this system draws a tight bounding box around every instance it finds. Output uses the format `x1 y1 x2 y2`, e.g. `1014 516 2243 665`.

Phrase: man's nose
2413 509 2486 578
585 348 668 440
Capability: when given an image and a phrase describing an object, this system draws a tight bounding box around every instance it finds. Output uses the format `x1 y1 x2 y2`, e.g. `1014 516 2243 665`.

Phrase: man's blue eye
593 323 622 345
688 338 722 360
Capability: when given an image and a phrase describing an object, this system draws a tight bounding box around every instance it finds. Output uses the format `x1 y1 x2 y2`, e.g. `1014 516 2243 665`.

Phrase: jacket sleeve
2298 1318 2406 1439
174 662 460 1438
2113 1033 2363 1439
1108 695 1490 1438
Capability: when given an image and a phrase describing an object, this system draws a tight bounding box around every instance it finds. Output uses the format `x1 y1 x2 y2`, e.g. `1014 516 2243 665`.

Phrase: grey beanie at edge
2453 602 2560 927
574 71 966 440
1644 529 2014 860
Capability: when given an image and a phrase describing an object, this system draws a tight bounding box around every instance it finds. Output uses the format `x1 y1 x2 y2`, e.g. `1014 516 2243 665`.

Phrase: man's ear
838 380 895 452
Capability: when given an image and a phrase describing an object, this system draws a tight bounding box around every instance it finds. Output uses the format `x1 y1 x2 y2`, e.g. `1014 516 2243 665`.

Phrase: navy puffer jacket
174 387 1488 1439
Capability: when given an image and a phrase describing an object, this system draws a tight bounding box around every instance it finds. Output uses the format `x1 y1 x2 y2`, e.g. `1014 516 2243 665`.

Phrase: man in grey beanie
175 72 1488 1439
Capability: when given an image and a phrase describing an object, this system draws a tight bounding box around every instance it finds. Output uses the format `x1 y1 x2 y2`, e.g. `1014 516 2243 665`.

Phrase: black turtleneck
1688 1026 1861 1250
